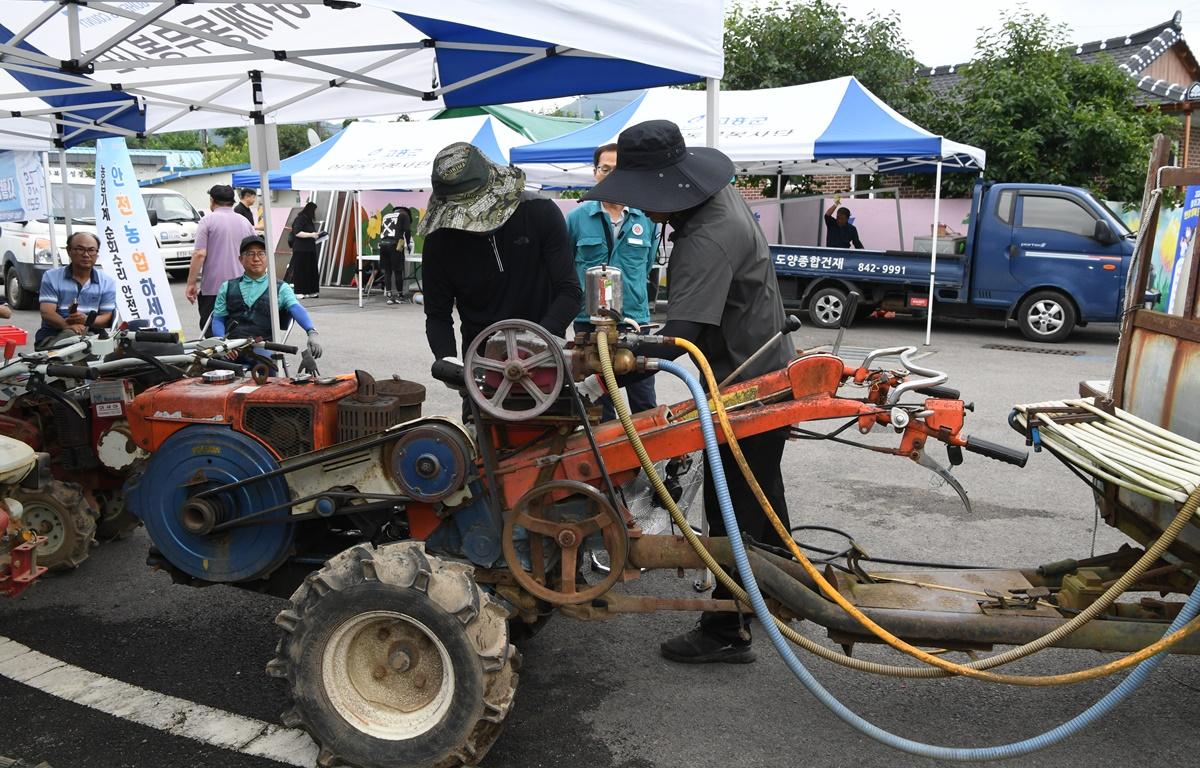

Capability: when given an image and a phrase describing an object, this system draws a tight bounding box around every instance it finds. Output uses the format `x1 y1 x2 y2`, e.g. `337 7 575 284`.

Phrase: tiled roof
915 12 1195 106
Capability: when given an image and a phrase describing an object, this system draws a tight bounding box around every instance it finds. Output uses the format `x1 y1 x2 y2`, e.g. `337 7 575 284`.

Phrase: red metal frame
488 354 969 509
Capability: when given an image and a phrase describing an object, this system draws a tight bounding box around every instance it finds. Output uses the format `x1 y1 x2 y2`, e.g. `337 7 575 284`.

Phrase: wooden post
1186 109 1193 167
1108 134 1172 408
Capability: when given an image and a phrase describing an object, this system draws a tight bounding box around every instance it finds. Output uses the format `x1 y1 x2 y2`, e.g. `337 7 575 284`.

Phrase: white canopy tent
0 0 724 336
288 117 528 191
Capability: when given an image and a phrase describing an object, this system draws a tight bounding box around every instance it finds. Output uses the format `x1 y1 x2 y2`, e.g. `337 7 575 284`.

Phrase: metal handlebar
886 348 949 405
856 346 951 406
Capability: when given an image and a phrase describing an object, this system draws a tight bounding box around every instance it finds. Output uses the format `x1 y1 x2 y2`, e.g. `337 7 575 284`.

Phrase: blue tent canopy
514 78 985 188
231 131 347 191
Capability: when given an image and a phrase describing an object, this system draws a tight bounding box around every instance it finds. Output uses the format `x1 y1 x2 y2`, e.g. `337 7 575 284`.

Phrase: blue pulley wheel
128 425 294 582
389 424 470 503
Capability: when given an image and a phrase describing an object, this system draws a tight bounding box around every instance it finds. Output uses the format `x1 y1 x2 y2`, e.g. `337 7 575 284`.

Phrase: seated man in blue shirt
36 232 117 349
211 236 322 365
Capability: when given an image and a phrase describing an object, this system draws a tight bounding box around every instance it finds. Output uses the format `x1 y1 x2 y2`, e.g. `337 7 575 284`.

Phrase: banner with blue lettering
94 138 181 333
0 150 47 223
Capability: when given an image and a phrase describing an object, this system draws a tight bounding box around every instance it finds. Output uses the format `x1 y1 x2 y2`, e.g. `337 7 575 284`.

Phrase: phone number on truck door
857 263 906 276
773 253 845 269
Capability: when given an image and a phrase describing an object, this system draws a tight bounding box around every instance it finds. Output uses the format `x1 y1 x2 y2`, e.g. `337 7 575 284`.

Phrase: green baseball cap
418 142 525 237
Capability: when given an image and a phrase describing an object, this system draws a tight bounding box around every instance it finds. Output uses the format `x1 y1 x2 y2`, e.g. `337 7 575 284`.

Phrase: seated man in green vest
211 235 322 366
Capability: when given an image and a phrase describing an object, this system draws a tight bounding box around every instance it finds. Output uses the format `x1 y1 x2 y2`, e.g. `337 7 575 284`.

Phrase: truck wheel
5 267 36 311
808 286 848 329
16 481 96 571
1017 291 1076 343
267 543 518 768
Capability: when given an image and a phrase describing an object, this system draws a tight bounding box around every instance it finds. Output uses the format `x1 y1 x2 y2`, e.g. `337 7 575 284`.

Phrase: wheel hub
24 505 64 555
323 610 453 740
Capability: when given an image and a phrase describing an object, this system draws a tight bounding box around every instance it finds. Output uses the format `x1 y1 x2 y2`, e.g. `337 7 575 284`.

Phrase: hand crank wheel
463 319 566 421
502 480 629 605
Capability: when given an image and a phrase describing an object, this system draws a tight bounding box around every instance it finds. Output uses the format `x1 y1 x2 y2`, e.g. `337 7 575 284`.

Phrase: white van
1 172 200 309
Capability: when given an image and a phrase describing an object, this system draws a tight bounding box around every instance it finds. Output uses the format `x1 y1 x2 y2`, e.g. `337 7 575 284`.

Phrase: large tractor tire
17 481 96 571
267 543 519 768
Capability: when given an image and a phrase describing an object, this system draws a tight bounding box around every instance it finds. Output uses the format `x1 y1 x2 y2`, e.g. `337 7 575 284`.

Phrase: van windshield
49 183 95 224
146 193 200 223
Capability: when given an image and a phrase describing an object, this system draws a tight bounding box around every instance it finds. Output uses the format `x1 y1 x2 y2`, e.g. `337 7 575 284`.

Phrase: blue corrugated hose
657 358 1199 761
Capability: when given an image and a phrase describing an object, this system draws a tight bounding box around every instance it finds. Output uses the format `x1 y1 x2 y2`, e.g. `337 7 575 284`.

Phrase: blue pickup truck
770 181 1136 342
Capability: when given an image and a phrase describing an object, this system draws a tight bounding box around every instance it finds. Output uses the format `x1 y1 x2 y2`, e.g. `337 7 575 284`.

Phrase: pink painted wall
770 197 973 251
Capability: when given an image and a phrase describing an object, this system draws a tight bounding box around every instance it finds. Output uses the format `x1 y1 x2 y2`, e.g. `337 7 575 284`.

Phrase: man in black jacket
419 142 581 363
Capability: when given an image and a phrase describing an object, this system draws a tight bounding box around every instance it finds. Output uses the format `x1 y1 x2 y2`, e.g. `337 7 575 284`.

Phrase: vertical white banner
94 138 181 333
0 150 47 223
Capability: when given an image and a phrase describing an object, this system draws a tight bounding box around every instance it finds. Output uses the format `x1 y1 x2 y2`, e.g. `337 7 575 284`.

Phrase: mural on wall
1145 187 1200 313
359 191 429 256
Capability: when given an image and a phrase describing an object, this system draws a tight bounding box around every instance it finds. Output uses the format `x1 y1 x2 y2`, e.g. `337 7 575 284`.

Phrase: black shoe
660 626 755 664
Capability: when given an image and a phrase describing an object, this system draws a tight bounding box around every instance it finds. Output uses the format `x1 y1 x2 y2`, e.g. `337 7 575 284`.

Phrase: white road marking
0 635 317 766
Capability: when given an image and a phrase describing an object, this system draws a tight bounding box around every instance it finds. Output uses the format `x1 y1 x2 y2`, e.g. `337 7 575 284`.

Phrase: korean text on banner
94 138 181 333
0 151 47 224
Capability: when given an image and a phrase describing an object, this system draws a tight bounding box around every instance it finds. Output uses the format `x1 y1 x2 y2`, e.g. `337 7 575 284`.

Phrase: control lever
831 291 861 357
718 314 802 387
914 449 972 514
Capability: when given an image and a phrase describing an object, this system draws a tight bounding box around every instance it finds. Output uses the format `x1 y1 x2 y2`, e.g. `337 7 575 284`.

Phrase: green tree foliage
129 122 332 168
127 130 204 151
719 1 928 196
722 0 927 113
926 10 1171 200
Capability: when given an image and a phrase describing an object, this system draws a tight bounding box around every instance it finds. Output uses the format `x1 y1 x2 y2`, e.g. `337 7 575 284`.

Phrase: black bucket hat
583 119 734 213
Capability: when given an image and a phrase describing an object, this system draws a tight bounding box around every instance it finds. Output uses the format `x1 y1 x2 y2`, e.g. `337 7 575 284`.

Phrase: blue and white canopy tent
514 77 985 186
513 77 985 343
231 116 526 191
0 0 724 335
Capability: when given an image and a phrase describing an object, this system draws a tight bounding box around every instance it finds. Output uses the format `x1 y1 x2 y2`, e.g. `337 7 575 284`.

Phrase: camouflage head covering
418 142 525 237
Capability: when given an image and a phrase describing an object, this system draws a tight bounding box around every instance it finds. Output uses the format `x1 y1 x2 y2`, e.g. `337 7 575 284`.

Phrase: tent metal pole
57 149 73 241
78 4 177 66
265 48 424 114
705 78 719 148
63 102 136 143
895 190 903 250
924 161 943 346
261 164 280 343
776 171 784 244
67 3 81 60
7 1 63 50
357 191 365 308
41 152 58 258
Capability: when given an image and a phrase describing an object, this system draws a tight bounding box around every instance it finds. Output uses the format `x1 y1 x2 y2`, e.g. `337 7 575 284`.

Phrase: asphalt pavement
1 284 1197 768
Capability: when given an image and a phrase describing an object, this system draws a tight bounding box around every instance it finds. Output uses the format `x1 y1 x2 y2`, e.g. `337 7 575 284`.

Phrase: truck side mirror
147 209 159 227
1093 220 1116 245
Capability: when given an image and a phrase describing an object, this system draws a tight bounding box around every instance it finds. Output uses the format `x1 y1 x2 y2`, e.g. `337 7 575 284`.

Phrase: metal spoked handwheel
464 319 566 421
502 480 629 605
